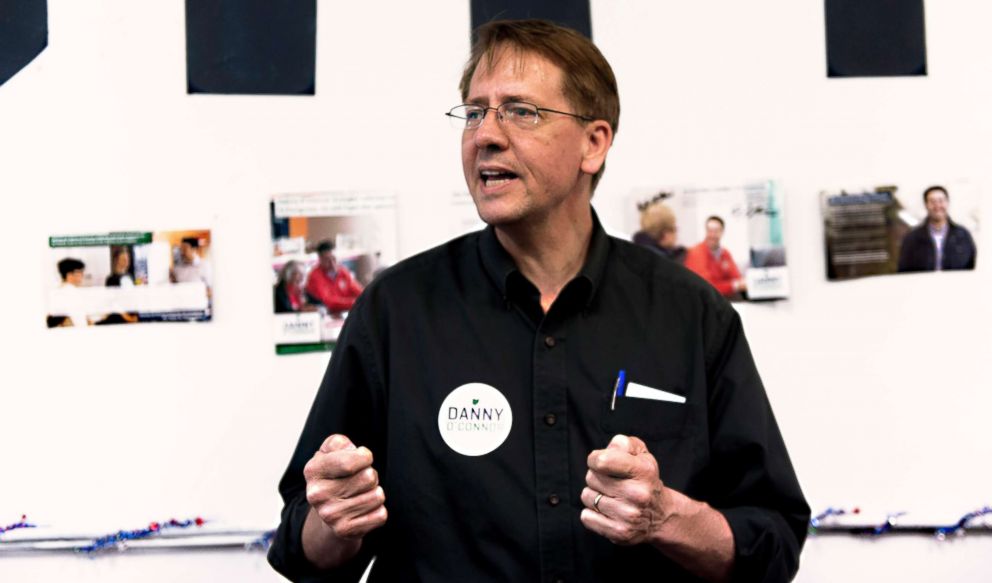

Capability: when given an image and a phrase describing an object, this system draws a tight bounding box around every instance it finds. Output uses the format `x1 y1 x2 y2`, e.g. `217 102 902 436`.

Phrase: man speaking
269 19 808 583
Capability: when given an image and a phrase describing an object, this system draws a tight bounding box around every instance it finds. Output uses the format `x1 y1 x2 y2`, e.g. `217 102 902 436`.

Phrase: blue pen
610 369 626 411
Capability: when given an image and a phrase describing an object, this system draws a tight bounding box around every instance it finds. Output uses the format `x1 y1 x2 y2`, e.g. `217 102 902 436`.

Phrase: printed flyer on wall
46 230 212 328
821 181 979 281
628 181 788 301
270 191 398 355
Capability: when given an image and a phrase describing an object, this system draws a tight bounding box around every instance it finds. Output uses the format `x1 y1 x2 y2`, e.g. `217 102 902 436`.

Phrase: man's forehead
466 46 564 101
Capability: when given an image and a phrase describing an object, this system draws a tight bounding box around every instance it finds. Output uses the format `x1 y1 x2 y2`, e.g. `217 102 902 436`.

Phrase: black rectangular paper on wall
825 0 927 77
471 0 592 39
0 0 48 88
186 0 316 95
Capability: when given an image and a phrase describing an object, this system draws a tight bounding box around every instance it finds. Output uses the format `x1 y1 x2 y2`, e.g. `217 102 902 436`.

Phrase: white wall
1 1 989 581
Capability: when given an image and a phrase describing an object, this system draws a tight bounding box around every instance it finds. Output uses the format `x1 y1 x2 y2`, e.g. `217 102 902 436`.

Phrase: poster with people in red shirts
270 192 397 355
627 181 789 301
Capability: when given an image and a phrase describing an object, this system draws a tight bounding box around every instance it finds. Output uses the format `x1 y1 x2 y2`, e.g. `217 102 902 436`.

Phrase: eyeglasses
446 101 594 130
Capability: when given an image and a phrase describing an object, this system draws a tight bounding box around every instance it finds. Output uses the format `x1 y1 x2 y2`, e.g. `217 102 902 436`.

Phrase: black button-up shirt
269 212 809 582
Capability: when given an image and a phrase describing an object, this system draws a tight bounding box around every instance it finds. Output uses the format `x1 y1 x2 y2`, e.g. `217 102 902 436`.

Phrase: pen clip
610 369 626 411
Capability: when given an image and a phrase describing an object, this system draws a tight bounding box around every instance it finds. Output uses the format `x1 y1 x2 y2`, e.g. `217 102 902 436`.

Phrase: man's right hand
301 434 387 568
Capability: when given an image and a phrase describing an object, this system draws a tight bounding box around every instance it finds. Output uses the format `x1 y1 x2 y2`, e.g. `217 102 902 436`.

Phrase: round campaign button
437 383 513 456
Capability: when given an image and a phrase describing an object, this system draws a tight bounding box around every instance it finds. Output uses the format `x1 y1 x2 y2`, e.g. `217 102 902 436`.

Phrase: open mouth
480 169 518 187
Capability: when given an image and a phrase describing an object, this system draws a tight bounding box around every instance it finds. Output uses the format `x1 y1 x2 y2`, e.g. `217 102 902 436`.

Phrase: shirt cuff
720 506 802 583
268 494 373 583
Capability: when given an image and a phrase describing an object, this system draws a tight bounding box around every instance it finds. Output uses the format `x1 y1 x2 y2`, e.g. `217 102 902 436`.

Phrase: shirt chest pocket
600 393 692 441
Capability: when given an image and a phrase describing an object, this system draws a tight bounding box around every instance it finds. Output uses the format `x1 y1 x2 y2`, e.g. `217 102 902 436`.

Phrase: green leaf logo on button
438 383 513 457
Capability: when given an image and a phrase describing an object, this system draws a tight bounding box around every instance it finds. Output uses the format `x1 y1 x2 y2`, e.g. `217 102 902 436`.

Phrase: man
170 237 211 285
897 185 976 272
58 257 85 287
684 216 747 298
270 20 807 583
54 258 89 326
633 201 686 263
305 240 364 314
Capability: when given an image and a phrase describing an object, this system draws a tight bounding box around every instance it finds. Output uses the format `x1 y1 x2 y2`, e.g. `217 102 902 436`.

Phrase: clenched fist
580 434 671 546
304 434 387 541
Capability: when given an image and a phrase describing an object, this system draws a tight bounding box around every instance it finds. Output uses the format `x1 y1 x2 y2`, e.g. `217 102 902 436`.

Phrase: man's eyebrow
464 95 536 106
502 95 534 104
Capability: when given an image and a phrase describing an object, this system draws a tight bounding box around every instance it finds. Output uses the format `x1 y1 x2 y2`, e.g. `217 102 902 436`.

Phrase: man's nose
473 109 509 149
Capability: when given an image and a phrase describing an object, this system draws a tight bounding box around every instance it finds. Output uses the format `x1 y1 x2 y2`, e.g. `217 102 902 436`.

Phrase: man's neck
929 218 948 232
494 205 593 313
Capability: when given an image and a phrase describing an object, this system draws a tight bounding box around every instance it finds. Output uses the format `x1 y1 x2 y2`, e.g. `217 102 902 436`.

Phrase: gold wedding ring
593 493 604 513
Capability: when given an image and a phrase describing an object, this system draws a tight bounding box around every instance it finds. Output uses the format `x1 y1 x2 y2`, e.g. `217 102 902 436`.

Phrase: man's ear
580 120 613 177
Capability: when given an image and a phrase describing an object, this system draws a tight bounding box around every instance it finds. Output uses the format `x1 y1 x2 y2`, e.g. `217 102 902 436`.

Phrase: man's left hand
580 434 673 545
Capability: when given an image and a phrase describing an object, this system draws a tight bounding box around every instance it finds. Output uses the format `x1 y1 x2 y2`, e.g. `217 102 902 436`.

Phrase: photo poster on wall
270 191 398 355
627 181 789 301
821 181 979 281
46 230 213 328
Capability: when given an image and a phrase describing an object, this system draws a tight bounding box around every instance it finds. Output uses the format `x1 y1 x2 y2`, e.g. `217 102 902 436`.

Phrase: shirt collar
929 222 949 238
479 207 611 310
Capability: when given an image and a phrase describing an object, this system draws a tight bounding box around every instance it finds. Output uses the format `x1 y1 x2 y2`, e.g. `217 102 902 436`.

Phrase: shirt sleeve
964 229 977 269
703 303 810 583
305 270 332 309
307 268 363 312
896 232 913 272
724 250 742 288
683 246 708 283
268 302 388 582
344 267 365 298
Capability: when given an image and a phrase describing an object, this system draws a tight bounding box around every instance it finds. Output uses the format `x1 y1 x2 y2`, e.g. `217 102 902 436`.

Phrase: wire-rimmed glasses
446 101 593 130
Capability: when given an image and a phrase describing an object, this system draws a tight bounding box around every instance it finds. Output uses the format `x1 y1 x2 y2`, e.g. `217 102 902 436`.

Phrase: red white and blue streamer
0 515 36 536
809 506 860 531
810 505 992 538
75 517 205 554
934 506 992 540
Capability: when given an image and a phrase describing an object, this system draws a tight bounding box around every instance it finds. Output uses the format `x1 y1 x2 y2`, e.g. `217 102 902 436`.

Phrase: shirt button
544 413 557 426
548 493 560 506
544 336 556 348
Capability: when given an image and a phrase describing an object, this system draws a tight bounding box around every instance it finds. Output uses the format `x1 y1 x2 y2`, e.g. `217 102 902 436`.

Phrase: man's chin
473 200 526 227
477 211 522 227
